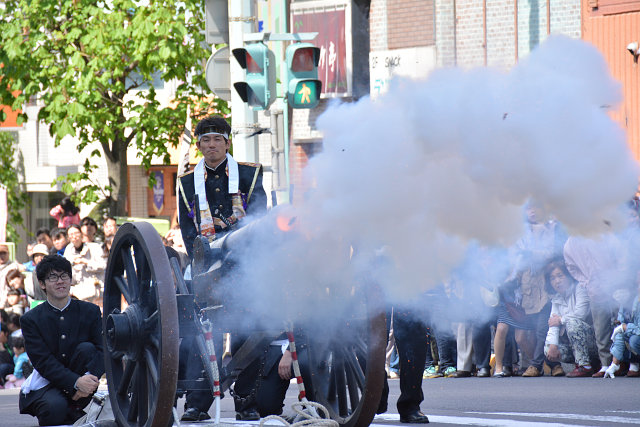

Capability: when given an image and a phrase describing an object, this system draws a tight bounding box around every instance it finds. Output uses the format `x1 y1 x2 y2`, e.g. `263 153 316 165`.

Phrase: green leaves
0 132 29 241
0 0 214 215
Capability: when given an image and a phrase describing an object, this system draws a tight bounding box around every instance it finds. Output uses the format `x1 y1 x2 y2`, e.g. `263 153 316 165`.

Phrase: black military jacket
178 158 267 258
20 299 104 395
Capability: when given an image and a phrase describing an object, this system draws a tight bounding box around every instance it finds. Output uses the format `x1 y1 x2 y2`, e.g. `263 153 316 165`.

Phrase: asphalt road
2 376 638 426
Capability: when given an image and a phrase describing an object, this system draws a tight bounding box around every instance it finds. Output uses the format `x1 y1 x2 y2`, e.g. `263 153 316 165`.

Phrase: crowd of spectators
0 197 122 389
2 194 639 398
387 198 640 379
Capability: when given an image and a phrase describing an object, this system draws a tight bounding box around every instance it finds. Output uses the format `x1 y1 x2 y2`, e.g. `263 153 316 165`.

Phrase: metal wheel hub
106 304 145 357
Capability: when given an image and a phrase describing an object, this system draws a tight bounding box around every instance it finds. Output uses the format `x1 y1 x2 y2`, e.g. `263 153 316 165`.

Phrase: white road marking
469 411 640 424
375 413 590 426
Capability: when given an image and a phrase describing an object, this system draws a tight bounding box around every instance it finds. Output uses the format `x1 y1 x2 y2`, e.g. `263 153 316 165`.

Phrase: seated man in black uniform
177 115 267 421
19 255 104 426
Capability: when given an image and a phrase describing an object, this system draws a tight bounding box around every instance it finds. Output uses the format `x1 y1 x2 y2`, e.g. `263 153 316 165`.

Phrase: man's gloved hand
611 324 625 341
604 363 620 378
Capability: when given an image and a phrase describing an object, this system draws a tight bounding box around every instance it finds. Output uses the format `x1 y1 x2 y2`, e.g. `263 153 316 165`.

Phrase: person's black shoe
453 370 471 378
236 409 260 421
400 410 430 423
181 407 211 421
477 367 491 377
503 366 518 376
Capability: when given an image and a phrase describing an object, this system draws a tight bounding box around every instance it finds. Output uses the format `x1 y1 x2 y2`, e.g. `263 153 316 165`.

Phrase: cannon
102 213 387 427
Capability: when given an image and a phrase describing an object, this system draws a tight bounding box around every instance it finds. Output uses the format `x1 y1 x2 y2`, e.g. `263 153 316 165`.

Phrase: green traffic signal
232 43 276 110
286 43 322 109
291 80 320 107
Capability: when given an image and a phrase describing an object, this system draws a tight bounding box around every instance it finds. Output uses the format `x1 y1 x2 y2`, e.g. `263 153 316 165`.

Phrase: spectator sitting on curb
604 270 640 378
3 336 29 389
544 257 599 377
19 254 104 426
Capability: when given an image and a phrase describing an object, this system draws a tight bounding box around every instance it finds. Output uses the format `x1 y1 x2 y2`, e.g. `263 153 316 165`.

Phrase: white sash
194 153 239 210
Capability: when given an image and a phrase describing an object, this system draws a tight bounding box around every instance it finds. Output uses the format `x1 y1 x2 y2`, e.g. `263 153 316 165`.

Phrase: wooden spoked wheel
102 222 179 427
302 283 387 427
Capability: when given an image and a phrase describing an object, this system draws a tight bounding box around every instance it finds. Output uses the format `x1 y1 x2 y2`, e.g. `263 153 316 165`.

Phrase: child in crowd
21 242 36 272
604 271 640 378
2 336 29 389
49 196 81 228
4 289 26 315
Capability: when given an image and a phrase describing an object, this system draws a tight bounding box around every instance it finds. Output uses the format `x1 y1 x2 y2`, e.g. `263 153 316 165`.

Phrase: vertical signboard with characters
290 0 352 98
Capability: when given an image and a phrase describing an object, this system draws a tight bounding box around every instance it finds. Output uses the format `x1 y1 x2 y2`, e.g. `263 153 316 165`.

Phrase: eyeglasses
46 273 71 283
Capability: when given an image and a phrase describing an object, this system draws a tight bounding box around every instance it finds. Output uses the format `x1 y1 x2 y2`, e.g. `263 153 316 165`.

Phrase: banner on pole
152 171 165 216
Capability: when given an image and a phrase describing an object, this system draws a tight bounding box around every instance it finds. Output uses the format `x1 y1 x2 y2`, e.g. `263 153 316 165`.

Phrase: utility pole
229 0 259 163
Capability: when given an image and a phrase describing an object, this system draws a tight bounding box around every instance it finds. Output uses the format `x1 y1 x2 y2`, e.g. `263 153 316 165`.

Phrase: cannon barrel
224 205 297 249
191 206 296 301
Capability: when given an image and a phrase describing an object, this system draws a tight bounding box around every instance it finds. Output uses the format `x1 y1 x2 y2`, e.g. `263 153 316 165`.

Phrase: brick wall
435 0 580 69
550 0 580 38
435 0 456 66
289 142 322 205
387 0 435 50
455 0 487 67
370 0 388 51
486 0 517 68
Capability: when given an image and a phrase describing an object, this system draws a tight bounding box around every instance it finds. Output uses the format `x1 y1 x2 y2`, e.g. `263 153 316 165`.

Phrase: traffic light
232 43 276 110
286 43 322 109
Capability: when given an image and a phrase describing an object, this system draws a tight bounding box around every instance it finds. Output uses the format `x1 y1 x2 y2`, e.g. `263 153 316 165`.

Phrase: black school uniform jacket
20 299 104 396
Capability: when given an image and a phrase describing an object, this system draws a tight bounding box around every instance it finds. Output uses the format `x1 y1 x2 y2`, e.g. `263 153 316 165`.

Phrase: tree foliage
0 131 29 241
0 0 226 215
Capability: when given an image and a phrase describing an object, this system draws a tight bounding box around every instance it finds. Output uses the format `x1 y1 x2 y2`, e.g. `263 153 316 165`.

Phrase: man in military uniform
178 115 267 259
177 115 267 422
19 255 104 425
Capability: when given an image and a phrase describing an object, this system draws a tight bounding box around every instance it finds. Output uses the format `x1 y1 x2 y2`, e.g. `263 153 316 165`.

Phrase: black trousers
180 333 270 415
19 342 101 426
379 308 428 416
235 345 290 416
180 335 216 413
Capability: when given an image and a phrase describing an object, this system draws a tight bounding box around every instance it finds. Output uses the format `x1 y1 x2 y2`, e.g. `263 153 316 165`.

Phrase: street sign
205 47 231 101
204 0 229 44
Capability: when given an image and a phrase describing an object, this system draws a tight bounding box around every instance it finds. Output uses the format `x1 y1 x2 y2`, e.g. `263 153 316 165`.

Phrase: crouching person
544 257 599 377
604 271 640 378
19 255 104 426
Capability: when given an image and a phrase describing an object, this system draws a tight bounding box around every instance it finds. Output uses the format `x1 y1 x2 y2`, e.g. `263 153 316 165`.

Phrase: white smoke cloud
235 35 639 321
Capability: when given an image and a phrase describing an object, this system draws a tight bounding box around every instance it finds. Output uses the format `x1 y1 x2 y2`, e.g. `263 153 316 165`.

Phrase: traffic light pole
229 0 259 163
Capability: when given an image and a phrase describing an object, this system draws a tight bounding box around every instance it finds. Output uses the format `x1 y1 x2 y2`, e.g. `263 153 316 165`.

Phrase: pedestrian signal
232 43 276 110
286 43 322 109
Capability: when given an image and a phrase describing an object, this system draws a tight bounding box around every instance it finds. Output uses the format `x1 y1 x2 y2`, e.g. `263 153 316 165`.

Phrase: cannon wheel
103 222 179 427
302 284 386 427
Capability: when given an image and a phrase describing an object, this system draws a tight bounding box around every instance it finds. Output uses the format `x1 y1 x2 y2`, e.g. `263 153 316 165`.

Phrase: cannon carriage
101 216 387 427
